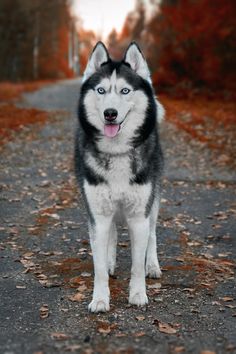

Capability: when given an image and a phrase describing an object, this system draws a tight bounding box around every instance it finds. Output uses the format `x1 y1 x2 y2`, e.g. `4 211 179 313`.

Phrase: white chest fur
84 153 151 218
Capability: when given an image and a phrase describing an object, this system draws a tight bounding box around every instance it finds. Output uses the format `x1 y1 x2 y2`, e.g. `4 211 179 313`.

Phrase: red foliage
0 81 51 145
0 0 78 80
0 104 48 145
160 94 236 165
148 0 236 92
118 0 236 93
77 28 97 74
0 81 54 102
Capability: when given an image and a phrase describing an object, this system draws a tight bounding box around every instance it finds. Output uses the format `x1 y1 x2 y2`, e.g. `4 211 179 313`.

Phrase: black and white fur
75 42 164 312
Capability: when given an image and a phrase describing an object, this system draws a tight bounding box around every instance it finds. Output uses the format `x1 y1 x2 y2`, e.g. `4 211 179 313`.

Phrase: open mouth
103 114 127 138
104 123 121 138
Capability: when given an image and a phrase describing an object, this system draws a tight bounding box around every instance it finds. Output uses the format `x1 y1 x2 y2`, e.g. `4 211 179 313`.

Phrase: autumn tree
107 0 146 59
107 29 122 59
77 27 97 74
117 0 236 93
148 0 236 92
0 0 79 81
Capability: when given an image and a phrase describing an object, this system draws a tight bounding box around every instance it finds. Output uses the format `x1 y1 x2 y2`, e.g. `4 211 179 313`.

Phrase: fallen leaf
173 347 185 353
218 253 230 257
69 277 84 286
78 248 87 253
153 320 177 334
221 297 234 302
81 272 91 278
22 251 34 259
226 344 236 351
68 293 85 302
77 284 87 292
118 242 129 247
225 304 236 309
148 283 161 289
39 251 52 256
191 308 200 313
37 274 48 280
40 304 49 319
16 285 26 289
212 301 221 306
183 288 195 293
202 253 214 259
51 332 69 340
97 321 111 334
200 351 216 354
201 282 213 289
115 333 127 337
97 327 111 334
40 180 50 187
133 331 146 337
53 251 63 256
136 315 145 321
64 344 81 351
187 241 201 246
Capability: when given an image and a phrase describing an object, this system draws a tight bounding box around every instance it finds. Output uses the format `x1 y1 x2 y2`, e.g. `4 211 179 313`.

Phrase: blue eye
97 87 106 94
121 88 130 95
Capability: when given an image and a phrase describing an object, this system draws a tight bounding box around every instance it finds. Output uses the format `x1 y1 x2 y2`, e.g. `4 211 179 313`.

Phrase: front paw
88 298 110 313
146 263 162 279
129 291 148 306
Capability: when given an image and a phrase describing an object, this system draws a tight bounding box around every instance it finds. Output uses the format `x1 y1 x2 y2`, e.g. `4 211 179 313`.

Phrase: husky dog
75 41 164 312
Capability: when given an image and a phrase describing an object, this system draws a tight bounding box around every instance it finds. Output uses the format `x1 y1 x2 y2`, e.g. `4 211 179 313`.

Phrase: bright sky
71 0 136 40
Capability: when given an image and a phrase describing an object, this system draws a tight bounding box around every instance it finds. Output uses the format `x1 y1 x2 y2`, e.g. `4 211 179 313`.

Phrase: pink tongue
104 124 120 138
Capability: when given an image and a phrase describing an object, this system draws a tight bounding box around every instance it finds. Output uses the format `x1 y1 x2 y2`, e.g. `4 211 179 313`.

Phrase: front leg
128 216 150 306
88 215 113 313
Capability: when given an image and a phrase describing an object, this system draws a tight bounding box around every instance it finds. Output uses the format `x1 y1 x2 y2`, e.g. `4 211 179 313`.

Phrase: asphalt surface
0 79 235 354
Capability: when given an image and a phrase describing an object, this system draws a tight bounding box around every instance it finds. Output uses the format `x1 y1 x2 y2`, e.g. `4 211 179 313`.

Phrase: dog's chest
85 153 151 216
107 154 131 186
92 153 132 194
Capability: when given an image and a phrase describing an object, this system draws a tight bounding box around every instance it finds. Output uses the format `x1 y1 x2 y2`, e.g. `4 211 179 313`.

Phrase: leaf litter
40 304 49 319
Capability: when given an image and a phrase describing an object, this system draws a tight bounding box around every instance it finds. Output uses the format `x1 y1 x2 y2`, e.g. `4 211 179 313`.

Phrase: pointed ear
83 42 110 81
124 42 151 82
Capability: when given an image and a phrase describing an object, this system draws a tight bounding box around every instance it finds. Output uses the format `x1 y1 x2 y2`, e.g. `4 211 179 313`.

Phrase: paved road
0 79 236 354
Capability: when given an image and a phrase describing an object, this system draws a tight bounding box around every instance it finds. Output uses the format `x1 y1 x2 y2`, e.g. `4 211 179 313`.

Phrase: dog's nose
104 108 118 121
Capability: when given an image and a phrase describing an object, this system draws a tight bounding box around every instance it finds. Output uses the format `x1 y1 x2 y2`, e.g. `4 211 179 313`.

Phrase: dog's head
79 42 163 151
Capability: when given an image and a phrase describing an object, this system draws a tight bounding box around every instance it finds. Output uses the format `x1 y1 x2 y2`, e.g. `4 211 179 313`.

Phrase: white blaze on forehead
110 70 117 88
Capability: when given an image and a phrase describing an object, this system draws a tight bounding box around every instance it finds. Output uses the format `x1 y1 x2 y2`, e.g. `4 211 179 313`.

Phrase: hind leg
107 222 117 275
145 200 162 278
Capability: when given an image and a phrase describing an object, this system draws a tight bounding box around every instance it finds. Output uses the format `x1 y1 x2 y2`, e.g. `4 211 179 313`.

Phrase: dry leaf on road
97 321 112 334
220 296 234 302
133 331 146 337
51 332 70 340
136 315 145 321
68 292 85 302
39 304 49 319
153 319 177 334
